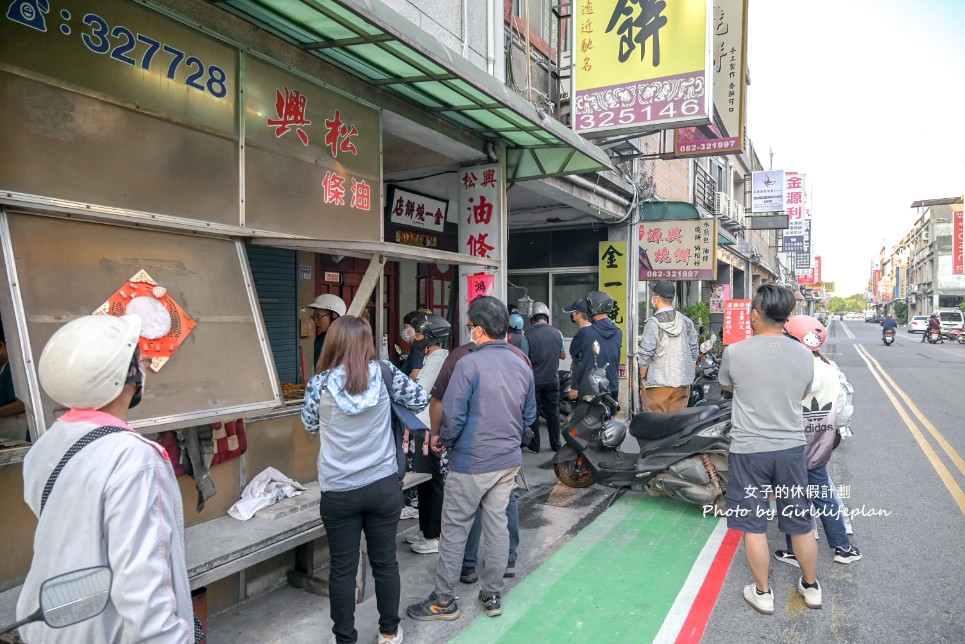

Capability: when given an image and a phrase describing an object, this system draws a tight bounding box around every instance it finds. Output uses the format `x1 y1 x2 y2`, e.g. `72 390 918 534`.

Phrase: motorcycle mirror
40 567 112 628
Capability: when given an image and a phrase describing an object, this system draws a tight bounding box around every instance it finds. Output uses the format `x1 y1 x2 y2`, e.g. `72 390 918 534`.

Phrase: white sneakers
743 578 822 614
410 537 439 554
797 577 823 609
743 584 774 615
405 531 424 545
377 626 403 643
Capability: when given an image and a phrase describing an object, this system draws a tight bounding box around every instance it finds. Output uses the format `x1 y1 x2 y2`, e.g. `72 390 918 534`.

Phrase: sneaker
460 568 478 584
773 549 800 569
742 584 774 615
833 545 862 564
411 538 440 554
406 593 460 621
405 531 424 544
479 591 502 617
797 577 822 609
377 626 403 644
503 562 516 578
523 446 539 454
400 506 419 520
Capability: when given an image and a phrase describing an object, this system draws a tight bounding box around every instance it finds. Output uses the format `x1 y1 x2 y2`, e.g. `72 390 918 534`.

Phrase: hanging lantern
517 295 534 317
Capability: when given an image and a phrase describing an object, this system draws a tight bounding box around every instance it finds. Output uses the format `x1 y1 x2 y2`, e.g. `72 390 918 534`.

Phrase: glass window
551 272 598 335
508 273 548 325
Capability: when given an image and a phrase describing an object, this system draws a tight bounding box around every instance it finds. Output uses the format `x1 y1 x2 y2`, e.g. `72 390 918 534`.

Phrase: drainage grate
542 483 594 507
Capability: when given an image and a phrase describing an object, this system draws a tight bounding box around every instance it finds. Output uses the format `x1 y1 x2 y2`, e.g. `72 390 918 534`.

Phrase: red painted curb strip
674 528 742 643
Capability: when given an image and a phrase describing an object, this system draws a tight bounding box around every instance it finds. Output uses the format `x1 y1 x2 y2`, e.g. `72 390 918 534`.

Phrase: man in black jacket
524 302 566 452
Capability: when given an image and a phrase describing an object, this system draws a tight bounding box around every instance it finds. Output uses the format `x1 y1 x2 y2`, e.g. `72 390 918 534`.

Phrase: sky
745 0 965 296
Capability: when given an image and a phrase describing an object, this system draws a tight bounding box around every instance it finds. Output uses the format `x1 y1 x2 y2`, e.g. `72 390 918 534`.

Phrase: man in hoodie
570 291 623 410
637 281 699 413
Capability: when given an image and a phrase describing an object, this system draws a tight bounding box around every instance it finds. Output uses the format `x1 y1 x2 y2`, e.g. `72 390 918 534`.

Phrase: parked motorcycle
558 370 573 419
689 335 729 407
945 329 965 344
882 328 896 346
0 567 111 635
553 342 732 510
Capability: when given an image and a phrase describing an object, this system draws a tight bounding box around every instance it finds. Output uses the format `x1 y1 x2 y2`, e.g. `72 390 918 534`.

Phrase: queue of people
12 280 862 643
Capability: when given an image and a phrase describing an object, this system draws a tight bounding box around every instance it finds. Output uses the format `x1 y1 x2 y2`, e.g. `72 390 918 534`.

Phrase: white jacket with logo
18 409 193 643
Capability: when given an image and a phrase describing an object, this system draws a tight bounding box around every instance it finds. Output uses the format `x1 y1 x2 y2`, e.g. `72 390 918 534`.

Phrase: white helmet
308 293 346 317
39 314 142 410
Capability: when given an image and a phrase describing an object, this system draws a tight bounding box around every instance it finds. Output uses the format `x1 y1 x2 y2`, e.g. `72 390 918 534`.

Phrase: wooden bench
0 472 430 628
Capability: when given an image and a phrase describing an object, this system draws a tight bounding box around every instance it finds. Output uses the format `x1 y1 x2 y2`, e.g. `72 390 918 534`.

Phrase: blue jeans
462 491 519 569
784 465 851 552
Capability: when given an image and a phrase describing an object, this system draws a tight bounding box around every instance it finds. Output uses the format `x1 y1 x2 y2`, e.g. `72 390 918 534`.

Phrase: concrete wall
385 0 491 72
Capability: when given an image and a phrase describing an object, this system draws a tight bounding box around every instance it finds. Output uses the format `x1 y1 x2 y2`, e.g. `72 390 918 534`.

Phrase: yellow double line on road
839 324 965 514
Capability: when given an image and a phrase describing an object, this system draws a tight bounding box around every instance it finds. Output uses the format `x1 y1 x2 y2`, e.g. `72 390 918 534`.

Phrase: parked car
937 310 965 334
865 315 881 324
908 315 929 334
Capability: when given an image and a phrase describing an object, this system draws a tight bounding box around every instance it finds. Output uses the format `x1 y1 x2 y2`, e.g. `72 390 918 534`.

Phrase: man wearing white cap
308 293 347 369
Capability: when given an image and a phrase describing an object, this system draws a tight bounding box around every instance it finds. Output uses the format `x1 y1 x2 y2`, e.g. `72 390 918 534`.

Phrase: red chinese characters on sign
638 221 716 280
322 171 346 206
954 211 964 275
266 87 312 145
351 179 371 211
459 164 500 261
723 299 753 345
324 110 359 158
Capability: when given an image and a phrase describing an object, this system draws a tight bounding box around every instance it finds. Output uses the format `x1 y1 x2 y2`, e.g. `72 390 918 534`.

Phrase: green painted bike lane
452 493 718 643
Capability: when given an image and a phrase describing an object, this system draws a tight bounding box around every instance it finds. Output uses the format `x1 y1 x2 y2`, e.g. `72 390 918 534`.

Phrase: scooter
0 567 111 635
945 329 965 344
689 335 730 407
927 328 943 344
882 328 896 346
558 370 573 419
553 342 732 510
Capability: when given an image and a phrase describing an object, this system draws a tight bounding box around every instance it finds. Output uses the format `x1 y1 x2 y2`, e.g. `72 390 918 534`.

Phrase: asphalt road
702 318 965 642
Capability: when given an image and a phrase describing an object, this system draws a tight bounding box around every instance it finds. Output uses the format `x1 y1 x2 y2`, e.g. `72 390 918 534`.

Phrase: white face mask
402 326 415 343
468 325 479 346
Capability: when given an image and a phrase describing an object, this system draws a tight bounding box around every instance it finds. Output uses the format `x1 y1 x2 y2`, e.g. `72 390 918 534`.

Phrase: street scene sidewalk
205 450 620 644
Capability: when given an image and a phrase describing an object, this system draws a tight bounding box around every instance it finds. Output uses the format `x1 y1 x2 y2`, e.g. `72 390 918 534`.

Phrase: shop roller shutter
246 245 298 384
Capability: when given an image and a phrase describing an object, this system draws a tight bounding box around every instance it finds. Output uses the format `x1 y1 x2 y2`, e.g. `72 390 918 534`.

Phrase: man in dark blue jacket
408 296 536 621
569 291 623 410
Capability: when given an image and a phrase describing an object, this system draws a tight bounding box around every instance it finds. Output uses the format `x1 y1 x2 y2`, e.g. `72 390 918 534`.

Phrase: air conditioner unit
714 191 728 216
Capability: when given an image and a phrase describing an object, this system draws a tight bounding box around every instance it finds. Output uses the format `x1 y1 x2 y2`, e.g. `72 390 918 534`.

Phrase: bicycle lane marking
854 344 965 514
451 493 725 643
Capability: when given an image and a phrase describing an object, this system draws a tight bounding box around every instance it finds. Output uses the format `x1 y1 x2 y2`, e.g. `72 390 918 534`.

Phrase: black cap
652 281 676 299
562 299 590 315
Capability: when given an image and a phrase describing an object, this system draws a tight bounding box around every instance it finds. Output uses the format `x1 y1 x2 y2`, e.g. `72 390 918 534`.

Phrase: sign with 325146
1 0 237 133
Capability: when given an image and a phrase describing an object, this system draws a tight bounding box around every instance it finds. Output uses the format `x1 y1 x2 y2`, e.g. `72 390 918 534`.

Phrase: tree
893 300 908 325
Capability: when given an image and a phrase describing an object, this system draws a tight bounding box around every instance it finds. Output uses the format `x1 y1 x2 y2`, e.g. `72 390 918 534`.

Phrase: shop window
1 212 279 434
508 228 608 269
246 246 298 384
551 273 598 333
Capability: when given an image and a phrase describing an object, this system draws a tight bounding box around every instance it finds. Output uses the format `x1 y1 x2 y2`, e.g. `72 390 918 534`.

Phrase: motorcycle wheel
554 457 596 488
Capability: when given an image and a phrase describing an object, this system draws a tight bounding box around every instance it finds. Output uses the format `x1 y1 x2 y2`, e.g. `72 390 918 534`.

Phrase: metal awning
214 0 613 181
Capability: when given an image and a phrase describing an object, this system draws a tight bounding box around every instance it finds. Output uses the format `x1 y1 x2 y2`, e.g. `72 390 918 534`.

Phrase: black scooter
553 342 732 510
882 328 896 346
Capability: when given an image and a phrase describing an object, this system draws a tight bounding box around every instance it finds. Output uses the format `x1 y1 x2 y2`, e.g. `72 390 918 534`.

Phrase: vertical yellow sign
599 241 628 377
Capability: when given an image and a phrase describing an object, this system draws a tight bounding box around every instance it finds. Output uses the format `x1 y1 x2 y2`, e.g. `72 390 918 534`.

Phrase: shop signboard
458 164 501 262
751 170 785 213
387 186 448 233
954 210 964 275
783 173 809 252
599 241 628 378
709 283 730 313
638 219 717 280
673 0 748 157
814 255 822 283
572 0 713 135
466 273 494 305
244 57 381 241
722 299 752 344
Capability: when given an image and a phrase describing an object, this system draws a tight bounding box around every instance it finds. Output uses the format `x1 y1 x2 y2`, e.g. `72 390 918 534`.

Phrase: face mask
402 327 415 343
469 326 480 346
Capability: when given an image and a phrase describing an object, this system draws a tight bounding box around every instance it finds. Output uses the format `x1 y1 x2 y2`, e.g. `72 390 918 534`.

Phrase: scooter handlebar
603 395 620 411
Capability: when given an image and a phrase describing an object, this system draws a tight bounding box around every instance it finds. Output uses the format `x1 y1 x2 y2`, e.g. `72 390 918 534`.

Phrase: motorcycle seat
629 406 720 440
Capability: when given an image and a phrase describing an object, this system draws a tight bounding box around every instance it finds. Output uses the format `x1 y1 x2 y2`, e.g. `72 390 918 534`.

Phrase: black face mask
125 351 145 409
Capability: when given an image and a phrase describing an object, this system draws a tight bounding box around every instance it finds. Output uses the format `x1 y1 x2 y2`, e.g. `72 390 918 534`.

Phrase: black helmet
415 313 452 347
585 291 615 316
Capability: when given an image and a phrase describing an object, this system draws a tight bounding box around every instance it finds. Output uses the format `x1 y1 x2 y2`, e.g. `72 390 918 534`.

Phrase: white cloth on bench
229 467 306 520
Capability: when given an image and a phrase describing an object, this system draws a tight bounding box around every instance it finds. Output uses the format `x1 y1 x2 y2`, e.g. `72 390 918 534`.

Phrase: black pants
529 382 561 452
319 474 403 643
412 432 445 539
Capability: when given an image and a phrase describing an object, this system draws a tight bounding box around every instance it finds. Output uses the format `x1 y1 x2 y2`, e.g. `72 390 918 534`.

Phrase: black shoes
459 568 478 584
479 591 502 617
406 593 460 621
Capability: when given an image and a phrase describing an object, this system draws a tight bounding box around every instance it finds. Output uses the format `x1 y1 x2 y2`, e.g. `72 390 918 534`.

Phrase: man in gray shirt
718 284 820 615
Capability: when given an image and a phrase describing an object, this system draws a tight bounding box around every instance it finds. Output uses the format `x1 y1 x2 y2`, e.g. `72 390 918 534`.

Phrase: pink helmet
784 315 827 351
